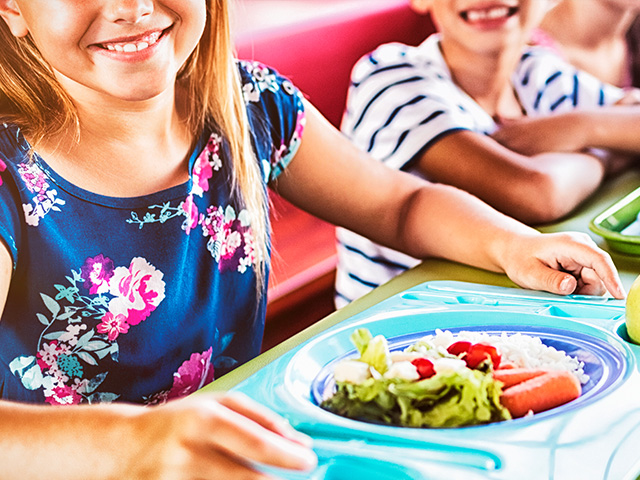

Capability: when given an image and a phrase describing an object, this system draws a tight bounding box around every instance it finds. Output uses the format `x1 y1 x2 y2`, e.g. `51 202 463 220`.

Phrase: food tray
590 186 640 254
227 281 640 479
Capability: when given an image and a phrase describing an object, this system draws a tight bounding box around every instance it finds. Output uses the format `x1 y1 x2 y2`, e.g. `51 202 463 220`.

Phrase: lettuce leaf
350 328 390 375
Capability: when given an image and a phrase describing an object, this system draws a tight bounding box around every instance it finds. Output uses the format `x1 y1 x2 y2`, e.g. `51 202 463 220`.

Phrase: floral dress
0 62 305 405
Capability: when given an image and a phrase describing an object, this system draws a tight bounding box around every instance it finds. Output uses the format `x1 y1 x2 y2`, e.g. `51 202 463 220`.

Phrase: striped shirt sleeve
513 47 625 116
341 38 494 172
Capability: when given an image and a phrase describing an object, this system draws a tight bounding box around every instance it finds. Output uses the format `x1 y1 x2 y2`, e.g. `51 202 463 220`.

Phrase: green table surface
207 169 640 392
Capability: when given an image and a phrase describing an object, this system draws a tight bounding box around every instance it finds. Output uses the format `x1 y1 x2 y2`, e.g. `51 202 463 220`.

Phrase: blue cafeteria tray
230 281 640 479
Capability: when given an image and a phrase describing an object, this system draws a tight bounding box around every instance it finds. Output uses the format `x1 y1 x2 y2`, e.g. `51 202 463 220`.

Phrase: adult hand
500 231 625 299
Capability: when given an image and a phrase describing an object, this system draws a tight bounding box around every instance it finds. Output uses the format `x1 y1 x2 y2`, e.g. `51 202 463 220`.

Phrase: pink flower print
273 143 288 166
201 206 256 273
45 385 82 406
191 133 222 197
181 194 200 235
295 109 306 140
18 162 65 226
108 257 166 326
243 229 255 259
166 348 215 400
81 254 115 294
18 162 50 200
220 230 242 259
72 378 90 396
219 219 252 273
0 158 6 187
202 205 224 238
97 312 130 341
272 109 305 169
238 230 256 273
37 341 61 369
192 152 213 196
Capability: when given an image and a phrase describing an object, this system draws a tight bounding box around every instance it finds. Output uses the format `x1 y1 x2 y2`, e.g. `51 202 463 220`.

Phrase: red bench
233 0 434 349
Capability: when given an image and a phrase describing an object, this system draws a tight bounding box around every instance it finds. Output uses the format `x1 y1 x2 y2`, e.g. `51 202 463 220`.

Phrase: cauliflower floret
433 357 467 374
383 361 420 381
333 360 372 384
389 351 424 363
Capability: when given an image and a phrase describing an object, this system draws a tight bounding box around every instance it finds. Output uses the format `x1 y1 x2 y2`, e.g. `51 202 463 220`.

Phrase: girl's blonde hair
0 0 270 293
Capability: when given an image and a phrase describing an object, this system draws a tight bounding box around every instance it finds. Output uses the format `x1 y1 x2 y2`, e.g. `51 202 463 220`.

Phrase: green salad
320 328 511 428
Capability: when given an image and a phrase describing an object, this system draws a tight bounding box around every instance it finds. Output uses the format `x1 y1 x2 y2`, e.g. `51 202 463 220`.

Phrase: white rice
408 329 589 384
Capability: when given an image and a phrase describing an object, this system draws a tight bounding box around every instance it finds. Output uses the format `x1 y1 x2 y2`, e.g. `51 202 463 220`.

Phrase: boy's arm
414 129 606 225
492 106 640 156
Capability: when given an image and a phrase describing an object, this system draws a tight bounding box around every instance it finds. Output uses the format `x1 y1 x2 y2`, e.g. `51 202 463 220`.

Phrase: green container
590 186 640 255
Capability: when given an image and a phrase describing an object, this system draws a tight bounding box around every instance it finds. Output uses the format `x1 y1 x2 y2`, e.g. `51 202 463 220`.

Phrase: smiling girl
0 0 627 478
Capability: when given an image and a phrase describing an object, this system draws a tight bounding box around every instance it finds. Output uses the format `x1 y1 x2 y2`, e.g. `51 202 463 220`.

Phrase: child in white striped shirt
336 0 640 306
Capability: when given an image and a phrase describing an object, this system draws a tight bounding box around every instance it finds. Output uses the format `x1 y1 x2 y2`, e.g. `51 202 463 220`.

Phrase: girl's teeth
103 31 161 53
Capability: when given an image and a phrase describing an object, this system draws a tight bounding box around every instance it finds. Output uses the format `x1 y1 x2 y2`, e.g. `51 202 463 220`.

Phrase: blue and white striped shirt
335 33 624 307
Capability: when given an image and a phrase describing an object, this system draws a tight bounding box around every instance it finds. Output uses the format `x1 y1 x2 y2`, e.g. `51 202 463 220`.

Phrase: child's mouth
459 5 519 24
96 27 170 53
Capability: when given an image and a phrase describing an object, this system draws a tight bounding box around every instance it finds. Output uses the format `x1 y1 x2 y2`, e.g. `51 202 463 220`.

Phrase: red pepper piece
465 343 501 369
446 341 472 357
411 357 436 379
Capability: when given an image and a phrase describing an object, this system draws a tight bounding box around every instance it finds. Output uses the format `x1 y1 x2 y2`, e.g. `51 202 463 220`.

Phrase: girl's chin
97 81 177 103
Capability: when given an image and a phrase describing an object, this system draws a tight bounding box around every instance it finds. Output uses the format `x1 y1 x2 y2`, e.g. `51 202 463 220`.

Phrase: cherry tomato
465 343 501 369
411 358 436 379
446 341 472 357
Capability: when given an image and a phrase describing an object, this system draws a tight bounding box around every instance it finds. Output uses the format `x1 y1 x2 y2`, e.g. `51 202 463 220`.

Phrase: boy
335 0 640 307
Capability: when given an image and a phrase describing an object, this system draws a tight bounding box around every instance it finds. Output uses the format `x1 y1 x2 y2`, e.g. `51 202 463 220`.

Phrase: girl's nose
105 0 154 24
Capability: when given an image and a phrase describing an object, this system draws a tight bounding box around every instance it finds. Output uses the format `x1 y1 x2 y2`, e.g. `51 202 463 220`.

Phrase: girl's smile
90 26 173 62
95 28 166 53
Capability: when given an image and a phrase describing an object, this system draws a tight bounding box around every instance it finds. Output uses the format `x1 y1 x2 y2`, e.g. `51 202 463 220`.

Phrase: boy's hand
491 113 591 155
501 231 625 299
616 88 640 106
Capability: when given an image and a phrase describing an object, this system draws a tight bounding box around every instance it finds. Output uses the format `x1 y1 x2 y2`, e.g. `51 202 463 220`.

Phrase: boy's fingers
572 267 607 296
557 243 625 299
529 233 625 299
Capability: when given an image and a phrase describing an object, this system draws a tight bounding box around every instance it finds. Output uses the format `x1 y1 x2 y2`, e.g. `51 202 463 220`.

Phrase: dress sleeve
513 47 625 116
0 133 24 269
238 61 306 183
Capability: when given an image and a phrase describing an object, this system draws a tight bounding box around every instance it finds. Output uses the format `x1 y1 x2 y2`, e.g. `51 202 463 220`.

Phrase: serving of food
320 328 586 428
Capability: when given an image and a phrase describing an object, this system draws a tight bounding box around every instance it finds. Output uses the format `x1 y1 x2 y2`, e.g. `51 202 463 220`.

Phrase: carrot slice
493 368 548 388
500 371 582 418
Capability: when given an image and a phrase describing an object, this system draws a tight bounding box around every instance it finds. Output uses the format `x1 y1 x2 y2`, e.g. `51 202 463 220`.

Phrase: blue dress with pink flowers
0 62 305 405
